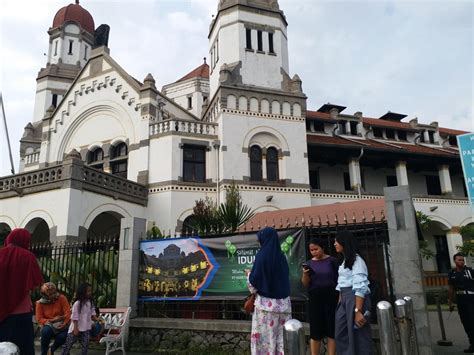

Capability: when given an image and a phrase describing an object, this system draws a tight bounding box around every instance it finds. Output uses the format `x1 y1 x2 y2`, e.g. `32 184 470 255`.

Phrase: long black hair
74 282 92 314
335 230 359 270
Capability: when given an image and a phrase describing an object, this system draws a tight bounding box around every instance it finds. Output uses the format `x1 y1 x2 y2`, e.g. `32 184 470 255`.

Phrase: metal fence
31 236 119 308
138 220 393 322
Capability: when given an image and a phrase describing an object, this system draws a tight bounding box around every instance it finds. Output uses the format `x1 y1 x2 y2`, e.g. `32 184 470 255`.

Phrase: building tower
32 1 97 122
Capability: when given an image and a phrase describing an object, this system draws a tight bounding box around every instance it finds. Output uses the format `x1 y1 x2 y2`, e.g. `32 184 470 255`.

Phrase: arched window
87 147 104 170
250 145 263 181
266 147 279 182
110 142 128 178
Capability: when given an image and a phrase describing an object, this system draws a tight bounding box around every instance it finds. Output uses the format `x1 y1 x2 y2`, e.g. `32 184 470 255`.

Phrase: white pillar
348 158 361 191
116 217 146 316
446 230 463 268
396 161 409 186
438 164 452 195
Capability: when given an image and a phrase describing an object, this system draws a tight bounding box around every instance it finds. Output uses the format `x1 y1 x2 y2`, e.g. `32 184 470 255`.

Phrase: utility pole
0 92 16 175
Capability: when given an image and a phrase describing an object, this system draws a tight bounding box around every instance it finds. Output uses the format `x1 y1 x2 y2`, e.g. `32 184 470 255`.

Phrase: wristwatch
354 308 360 314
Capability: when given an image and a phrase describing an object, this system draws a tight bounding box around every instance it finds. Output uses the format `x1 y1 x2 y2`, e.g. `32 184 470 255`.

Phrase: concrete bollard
377 301 398 355
395 299 411 355
402 296 419 355
283 319 305 355
0 342 19 354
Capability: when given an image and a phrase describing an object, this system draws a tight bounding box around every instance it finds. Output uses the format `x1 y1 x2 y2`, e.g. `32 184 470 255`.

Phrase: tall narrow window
87 148 104 171
110 142 128 178
246 28 252 50
373 127 383 138
250 145 262 181
68 40 73 55
266 147 279 182
386 129 395 139
398 130 407 141
84 45 88 60
428 131 435 144
309 170 320 190
425 175 442 195
257 30 263 51
350 121 358 135
268 33 274 54
343 172 351 191
52 94 58 108
187 96 192 109
54 41 58 56
183 145 206 182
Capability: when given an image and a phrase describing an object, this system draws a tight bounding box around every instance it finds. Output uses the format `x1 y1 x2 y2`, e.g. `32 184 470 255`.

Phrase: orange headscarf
0 228 43 322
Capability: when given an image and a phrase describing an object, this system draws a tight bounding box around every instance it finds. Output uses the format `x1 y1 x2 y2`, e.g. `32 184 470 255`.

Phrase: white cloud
0 0 472 175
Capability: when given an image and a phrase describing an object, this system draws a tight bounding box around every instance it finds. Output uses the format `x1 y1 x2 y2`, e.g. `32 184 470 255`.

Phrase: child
61 283 97 355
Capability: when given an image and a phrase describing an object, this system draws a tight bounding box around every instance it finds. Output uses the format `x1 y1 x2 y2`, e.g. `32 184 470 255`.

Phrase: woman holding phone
301 238 339 355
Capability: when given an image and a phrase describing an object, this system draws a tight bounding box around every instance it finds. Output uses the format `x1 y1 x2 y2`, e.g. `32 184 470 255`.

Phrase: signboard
138 229 306 301
458 133 474 210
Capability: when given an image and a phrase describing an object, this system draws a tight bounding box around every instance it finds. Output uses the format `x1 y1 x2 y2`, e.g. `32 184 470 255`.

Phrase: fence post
377 301 398 355
403 296 419 355
395 299 411 355
283 319 305 355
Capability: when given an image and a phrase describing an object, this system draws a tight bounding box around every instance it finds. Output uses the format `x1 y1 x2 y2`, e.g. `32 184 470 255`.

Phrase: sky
0 0 473 176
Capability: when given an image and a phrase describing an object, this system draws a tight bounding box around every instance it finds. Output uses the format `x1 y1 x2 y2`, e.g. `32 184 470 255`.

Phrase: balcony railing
150 119 218 137
24 151 40 165
0 158 147 205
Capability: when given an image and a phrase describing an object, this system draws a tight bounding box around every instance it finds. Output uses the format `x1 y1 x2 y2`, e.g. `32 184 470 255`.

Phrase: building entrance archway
0 223 12 245
24 218 50 244
86 211 123 240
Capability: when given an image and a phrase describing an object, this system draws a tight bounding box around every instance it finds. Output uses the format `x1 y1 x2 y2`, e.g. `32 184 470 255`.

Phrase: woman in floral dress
247 227 292 355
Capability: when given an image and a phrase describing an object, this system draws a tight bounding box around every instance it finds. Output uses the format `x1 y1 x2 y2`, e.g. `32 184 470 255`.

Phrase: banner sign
458 133 474 210
138 229 306 301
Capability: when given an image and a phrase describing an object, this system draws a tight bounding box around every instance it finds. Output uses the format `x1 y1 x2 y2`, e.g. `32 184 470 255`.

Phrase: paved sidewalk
429 310 473 354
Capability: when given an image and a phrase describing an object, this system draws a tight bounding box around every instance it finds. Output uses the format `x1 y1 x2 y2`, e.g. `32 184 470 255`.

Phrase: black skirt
308 287 339 340
0 312 35 355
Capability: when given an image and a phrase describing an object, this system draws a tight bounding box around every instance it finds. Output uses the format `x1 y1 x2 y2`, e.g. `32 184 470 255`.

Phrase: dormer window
350 121 358 135
338 121 347 135
386 129 395 140
397 130 407 141
448 136 458 146
373 127 383 138
428 131 435 144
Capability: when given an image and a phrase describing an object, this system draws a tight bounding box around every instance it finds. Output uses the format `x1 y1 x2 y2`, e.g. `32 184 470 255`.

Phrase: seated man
35 282 71 355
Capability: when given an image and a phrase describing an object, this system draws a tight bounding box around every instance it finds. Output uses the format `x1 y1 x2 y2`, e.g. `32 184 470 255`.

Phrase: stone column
348 158 361 191
116 217 146 316
396 161 409 186
438 165 453 195
446 227 463 267
384 185 433 355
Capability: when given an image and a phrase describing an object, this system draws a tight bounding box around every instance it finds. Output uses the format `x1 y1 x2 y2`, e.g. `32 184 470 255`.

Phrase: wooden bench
92 307 131 355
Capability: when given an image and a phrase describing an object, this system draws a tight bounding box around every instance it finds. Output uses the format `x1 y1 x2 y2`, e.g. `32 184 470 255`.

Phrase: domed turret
52 1 95 34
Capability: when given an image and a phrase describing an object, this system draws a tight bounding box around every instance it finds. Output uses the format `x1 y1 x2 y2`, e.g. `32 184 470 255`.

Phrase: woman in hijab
36 282 71 355
0 228 43 355
247 227 291 355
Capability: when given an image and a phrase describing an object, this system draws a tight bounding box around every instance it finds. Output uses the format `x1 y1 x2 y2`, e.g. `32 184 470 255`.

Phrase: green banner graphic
138 229 307 301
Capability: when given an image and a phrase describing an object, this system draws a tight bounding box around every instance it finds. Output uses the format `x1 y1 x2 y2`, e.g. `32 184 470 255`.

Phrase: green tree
416 211 435 260
457 224 474 257
218 182 255 233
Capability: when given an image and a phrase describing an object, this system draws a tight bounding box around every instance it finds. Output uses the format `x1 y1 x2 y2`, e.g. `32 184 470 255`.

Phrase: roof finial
75 0 79 4
203 57 207 65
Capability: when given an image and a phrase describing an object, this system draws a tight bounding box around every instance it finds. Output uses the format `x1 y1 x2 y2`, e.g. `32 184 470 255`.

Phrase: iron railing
31 236 119 308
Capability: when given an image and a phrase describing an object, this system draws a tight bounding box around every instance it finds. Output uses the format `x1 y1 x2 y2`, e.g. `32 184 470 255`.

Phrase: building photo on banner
0 0 473 352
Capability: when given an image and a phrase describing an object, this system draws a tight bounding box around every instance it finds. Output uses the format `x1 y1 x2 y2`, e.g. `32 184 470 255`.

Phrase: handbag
243 293 256 314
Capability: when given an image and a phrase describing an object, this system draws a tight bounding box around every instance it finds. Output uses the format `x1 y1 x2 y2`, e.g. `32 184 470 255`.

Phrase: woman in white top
334 230 373 355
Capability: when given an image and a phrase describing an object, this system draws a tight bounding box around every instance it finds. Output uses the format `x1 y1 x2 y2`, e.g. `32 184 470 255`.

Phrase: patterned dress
248 279 292 355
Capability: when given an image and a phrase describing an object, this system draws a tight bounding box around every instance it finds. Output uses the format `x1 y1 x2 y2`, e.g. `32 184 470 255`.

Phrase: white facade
1 0 472 274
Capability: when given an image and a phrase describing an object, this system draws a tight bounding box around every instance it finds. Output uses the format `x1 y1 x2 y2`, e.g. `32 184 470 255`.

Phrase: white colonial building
0 0 471 273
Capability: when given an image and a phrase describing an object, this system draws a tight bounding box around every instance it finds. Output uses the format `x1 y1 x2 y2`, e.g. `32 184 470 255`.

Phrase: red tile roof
52 3 95 34
439 127 469 136
306 110 336 122
239 198 386 231
176 63 209 83
362 117 415 130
